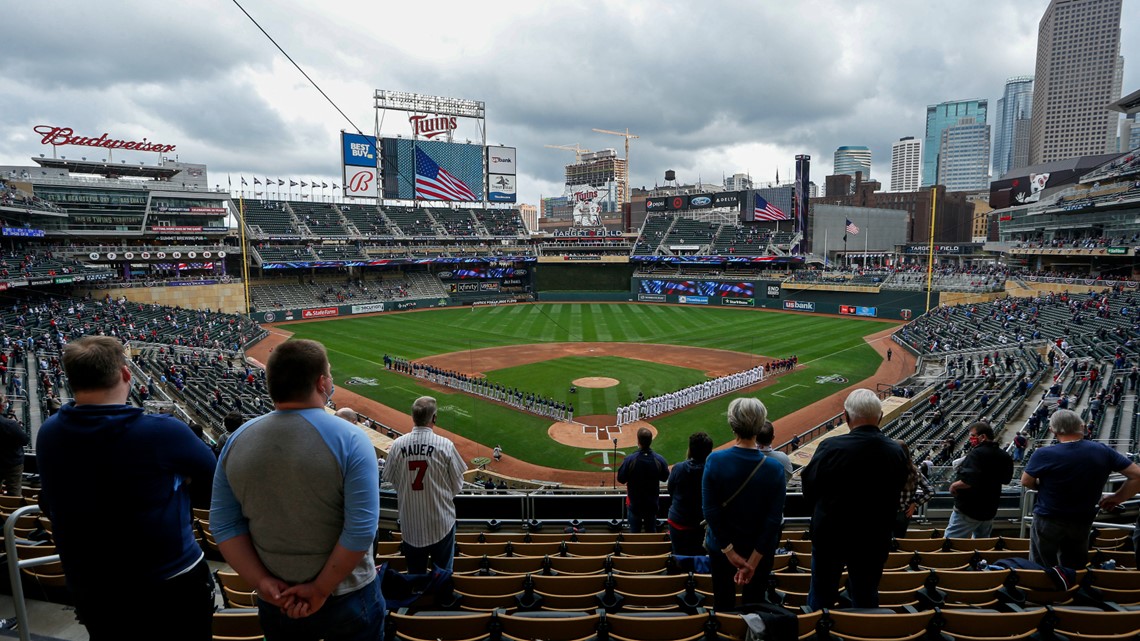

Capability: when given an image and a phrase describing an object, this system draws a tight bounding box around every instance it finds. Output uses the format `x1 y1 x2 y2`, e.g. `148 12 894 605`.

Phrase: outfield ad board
252 297 452 324
341 132 378 199
630 277 935 319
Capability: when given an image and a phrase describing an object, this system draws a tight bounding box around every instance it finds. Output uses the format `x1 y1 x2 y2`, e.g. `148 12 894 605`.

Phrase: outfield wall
631 277 937 320
250 296 453 324
537 263 636 292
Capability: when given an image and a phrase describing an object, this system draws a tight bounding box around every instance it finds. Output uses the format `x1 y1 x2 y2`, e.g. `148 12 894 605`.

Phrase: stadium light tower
592 128 638 207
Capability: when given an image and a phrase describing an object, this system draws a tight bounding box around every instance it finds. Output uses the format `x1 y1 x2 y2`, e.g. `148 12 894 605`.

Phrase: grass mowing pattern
285 304 890 470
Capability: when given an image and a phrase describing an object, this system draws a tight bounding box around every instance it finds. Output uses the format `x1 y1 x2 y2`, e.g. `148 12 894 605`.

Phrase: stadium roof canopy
1108 87 1140 115
32 157 181 180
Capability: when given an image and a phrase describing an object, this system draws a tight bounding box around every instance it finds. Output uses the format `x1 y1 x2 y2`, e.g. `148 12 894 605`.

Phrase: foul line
770 383 806 398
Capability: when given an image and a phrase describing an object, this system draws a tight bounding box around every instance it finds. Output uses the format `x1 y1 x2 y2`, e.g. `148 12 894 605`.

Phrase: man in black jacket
802 389 908 610
617 427 669 533
946 421 1014 539
0 392 28 496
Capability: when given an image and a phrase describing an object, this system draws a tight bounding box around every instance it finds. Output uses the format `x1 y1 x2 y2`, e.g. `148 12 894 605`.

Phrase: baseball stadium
3 85 1140 638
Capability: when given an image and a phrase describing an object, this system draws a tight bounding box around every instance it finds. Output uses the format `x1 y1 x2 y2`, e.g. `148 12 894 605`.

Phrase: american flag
416 147 477 201
754 196 788 221
845 219 860 235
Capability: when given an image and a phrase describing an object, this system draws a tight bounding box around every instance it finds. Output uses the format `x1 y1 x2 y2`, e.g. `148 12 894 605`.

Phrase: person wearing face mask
211 339 384 641
945 421 1014 540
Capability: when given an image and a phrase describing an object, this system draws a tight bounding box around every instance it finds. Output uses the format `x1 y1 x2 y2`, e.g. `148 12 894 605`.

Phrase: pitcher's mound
573 376 619 388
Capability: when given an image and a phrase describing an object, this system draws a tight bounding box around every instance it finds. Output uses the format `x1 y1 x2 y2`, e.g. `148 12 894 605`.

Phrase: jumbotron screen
638 280 754 297
379 138 484 201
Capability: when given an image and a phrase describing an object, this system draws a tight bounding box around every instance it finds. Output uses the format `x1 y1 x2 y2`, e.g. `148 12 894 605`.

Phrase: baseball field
275 303 896 473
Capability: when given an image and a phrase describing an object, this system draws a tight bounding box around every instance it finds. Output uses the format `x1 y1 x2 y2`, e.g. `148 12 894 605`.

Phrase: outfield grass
284 303 891 470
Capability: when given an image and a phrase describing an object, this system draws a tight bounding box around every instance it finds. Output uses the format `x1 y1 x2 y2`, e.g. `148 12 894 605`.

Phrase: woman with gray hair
702 397 787 611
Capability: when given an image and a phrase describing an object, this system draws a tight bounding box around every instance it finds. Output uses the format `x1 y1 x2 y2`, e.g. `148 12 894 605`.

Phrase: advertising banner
677 295 709 305
783 300 815 312
766 285 781 298
488 174 516 203
723 297 755 307
302 307 339 319
645 197 667 211
638 293 666 302
487 146 516 175
344 167 377 199
351 302 387 314
342 133 378 168
478 282 500 291
688 195 713 209
713 192 742 208
2 228 46 238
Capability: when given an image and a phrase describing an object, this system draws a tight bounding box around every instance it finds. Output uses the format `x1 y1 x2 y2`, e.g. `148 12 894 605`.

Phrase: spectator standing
758 420 793 483
211 339 383 640
702 398 786 612
1022 409 1140 569
38 336 217 640
617 427 670 533
894 440 933 539
385 396 468 573
0 392 28 496
802 389 908 610
666 431 713 556
946 422 1014 539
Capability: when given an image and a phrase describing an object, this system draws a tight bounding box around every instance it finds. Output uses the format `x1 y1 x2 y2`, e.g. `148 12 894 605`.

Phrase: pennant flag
753 196 788 221
300 181 308 188
227 175 232 188
241 176 248 186
253 177 261 185
845 219 860 235
322 182 329 189
277 179 284 186
333 183 340 189
415 147 477 201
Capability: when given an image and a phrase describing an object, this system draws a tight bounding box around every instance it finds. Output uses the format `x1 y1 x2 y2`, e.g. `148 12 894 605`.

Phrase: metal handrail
4 504 58 641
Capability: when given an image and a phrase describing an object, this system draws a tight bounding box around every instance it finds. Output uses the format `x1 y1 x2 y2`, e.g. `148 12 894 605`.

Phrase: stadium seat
934 569 1010 608
604 611 712 641
497 609 602 641
1051 606 1140 641
819 608 934 641
715 609 821 641
895 538 945 553
914 551 975 571
489 556 549 575
945 537 999 552
611 554 671 575
1086 568 1140 606
1006 569 1087 605
998 537 1031 552
933 606 1045 641
212 608 264 641
389 609 495 641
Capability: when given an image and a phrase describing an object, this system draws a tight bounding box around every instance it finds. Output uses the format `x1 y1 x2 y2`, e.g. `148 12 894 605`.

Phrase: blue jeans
258 576 384 641
404 525 456 574
628 513 658 533
945 509 994 539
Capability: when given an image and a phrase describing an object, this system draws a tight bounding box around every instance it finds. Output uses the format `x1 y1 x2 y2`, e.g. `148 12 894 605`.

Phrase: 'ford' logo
691 197 711 206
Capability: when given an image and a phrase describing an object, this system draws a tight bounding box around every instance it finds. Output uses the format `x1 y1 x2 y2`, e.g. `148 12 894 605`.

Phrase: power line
230 0 364 136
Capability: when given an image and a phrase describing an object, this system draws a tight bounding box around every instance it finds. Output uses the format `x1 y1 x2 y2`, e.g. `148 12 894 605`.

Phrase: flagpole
864 223 869 269
824 228 828 268
238 192 251 316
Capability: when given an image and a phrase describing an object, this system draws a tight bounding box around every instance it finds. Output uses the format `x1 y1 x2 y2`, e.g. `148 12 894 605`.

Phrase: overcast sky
2 0 1138 206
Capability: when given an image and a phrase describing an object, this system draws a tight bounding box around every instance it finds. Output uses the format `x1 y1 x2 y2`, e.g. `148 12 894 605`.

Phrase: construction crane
592 127 639 206
543 143 592 162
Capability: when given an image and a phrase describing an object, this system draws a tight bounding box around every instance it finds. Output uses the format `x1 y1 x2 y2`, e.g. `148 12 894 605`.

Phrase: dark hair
266 340 328 403
757 420 776 446
687 432 713 464
62 336 127 392
223 411 244 432
188 422 204 438
969 421 994 440
637 427 653 449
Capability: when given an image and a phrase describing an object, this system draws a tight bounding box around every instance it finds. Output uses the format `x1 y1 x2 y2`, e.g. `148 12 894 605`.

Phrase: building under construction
565 149 627 214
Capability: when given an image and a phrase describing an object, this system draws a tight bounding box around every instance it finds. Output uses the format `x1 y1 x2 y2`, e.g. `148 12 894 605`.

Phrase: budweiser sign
34 125 176 153
409 115 458 139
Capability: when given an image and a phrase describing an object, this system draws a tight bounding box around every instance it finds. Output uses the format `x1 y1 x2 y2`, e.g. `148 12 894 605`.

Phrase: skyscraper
937 118 991 192
833 146 871 181
993 76 1034 178
1028 0 1123 165
890 137 922 192
923 99 987 187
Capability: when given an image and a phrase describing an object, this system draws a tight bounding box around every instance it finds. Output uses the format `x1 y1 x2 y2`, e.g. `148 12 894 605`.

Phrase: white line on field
770 384 805 398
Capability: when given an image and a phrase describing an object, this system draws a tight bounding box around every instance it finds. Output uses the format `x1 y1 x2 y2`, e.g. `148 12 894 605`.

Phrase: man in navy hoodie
37 336 218 640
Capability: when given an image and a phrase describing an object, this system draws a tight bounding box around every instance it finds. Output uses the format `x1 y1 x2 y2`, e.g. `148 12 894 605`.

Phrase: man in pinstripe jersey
386 396 468 573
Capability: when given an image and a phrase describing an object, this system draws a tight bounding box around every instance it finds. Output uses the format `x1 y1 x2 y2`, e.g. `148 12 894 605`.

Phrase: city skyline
1 0 1138 207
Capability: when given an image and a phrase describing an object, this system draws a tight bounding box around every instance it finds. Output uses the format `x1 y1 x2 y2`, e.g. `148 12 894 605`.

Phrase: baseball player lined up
385 396 468 573
615 364 766 426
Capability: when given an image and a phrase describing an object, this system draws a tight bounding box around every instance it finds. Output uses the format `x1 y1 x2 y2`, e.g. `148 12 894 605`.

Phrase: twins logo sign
815 374 849 385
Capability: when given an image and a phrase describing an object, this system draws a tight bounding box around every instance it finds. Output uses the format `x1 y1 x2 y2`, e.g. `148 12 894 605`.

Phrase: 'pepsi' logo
691 196 711 206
